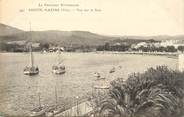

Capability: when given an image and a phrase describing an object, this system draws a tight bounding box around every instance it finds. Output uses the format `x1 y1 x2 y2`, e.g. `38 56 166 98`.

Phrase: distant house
153 42 161 48
60 47 65 51
160 40 176 47
160 40 184 49
48 46 65 52
32 43 40 48
134 42 148 49
113 42 121 46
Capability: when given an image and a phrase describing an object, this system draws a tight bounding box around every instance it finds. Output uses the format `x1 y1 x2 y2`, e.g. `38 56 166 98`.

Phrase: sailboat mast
29 22 34 67
30 45 34 67
38 93 41 108
55 86 58 108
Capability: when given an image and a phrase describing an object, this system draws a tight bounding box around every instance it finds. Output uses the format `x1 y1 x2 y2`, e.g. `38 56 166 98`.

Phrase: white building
160 40 184 49
134 42 148 49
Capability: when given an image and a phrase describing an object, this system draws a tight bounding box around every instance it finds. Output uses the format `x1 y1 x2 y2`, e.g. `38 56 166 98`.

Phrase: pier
54 101 93 116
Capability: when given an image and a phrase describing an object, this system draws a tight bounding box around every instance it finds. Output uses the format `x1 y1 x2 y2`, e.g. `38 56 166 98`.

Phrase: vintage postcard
0 0 184 117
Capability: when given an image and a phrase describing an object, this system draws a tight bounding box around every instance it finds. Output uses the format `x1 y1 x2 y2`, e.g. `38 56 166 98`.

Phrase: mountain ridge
0 23 184 46
0 23 23 36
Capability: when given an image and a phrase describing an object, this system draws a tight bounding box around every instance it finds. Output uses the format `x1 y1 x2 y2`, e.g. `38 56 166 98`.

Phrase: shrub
94 66 184 117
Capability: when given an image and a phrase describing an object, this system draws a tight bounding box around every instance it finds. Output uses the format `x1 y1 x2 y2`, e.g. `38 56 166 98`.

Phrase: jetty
54 101 93 116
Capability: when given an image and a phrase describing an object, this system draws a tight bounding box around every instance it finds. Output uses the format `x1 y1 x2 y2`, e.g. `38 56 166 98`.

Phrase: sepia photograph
0 0 184 117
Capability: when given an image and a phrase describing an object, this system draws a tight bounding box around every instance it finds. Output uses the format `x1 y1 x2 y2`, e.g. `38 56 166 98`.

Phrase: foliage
39 43 50 50
96 42 131 51
94 66 184 117
0 42 26 52
178 46 184 52
96 42 179 53
165 46 177 52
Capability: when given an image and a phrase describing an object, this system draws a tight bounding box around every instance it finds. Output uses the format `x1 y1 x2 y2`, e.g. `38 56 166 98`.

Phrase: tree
93 66 184 117
178 46 184 52
0 42 8 51
165 46 177 52
39 43 49 50
104 42 110 51
138 46 149 52
157 46 166 52
97 45 105 51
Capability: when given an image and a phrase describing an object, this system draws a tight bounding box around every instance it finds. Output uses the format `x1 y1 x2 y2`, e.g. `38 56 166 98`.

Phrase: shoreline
0 51 179 58
95 51 179 56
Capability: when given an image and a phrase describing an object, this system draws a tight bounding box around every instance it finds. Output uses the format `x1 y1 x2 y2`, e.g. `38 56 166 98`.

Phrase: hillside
0 23 184 47
0 23 117 46
5 30 115 46
0 23 23 36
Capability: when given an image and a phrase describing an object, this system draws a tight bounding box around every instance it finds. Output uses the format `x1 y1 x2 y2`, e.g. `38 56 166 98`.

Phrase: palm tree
94 66 184 117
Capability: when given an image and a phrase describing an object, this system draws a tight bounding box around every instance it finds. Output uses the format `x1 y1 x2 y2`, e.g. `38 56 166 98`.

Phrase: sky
1 0 184 36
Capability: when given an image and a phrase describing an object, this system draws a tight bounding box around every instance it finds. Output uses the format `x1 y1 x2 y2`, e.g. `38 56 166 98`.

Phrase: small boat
94 72 101 78
28 93 48 117
29 106 47 117
52 65 65 74
52 52 65 75
24 66 39 75
118 65 122 69
45 86 63 117
109 67 115 73
45 106 65 117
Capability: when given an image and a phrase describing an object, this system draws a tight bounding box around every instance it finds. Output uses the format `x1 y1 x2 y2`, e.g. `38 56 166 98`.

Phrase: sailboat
52 51 65 74
23 22 39 76
45 86 64 117
23 43 39 75
28 93 48 117
109 67 115 73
